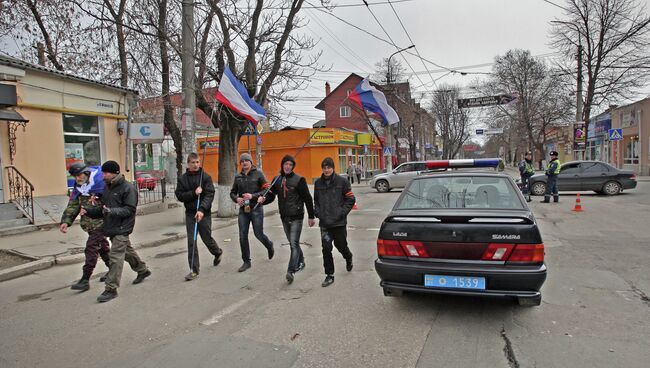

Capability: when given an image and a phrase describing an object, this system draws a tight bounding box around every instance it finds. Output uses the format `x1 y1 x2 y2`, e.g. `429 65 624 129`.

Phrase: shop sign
574 122 586 143
356 133 372 145
310 131 335 144
339 131 356 143
199 137 219 150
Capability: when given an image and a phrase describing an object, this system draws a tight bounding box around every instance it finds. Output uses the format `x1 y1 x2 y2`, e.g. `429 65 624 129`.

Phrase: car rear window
395 176 525 210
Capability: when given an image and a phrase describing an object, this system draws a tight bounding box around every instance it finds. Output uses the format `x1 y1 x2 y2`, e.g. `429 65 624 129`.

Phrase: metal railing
134 177 172 205
5 166 35 224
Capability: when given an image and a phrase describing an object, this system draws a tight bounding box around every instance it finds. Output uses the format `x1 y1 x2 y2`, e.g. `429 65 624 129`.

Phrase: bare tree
194 0 325 217
372 57 406 84
430 86 471 159
487 49 573 164
550 0 650 138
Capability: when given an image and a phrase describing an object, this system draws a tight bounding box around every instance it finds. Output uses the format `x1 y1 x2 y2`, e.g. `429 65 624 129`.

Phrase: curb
0 208 278 282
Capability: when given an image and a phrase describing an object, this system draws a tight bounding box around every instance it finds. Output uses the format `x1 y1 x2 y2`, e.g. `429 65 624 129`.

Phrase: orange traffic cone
352 202 358 210
572 193 583 212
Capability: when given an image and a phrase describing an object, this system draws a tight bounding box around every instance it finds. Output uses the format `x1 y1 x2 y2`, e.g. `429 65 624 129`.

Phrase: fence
134 178 172 205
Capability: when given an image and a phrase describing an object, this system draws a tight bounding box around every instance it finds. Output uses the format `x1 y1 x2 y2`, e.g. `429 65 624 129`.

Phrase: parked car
374 165 546 306
136 173 157 191
528 161 636 196
369 161 446 193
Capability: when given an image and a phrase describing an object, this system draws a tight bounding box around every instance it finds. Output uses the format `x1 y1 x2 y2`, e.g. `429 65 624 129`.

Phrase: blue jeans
238 206 273 263
282 218 304 273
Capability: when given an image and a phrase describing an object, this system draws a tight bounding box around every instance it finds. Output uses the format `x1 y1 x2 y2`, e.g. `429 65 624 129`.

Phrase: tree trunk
216 117 242 217
157 0 182 177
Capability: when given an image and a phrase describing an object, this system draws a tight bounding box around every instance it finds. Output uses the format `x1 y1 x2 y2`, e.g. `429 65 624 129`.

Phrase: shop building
610 97 650 175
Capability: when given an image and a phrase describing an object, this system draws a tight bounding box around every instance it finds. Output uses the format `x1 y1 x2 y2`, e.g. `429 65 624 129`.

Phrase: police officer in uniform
518 151 535 202
542 151 561 203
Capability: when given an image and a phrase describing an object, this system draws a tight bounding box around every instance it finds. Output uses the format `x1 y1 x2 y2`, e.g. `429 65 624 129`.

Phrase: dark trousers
238 206 273 263
348 175 354 184
545 175 559 201
282 218 304 273
185 212 222 273
356 174 361 183
520 175 531 197
321 226 352 275
82 230 111 279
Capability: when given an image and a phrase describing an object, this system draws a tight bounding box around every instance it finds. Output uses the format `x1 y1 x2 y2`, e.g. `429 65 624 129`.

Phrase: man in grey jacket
85 160 150 303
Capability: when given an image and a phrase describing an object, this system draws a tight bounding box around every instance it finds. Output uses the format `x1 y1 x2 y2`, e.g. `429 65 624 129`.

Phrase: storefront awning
0 109 29 122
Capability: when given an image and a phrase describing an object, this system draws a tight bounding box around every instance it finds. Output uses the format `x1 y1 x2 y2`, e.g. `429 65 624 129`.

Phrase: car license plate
424 275 486 290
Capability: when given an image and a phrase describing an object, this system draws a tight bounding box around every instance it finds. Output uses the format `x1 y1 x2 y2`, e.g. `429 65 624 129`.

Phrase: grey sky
280 0 650 127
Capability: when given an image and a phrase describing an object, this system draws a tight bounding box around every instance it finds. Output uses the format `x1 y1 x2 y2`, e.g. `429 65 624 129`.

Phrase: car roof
410 171 508 181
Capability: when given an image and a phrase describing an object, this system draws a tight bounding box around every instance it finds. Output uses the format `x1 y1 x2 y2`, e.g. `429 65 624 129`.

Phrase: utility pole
575 43 583 160
181 0 195 169
385 45 414 170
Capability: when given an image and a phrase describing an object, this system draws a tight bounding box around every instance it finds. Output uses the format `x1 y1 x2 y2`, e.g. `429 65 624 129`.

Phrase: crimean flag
348 78 399 126
215 66 266 126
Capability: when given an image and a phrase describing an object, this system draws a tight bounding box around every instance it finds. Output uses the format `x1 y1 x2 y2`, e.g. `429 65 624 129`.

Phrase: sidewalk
0 205 277 281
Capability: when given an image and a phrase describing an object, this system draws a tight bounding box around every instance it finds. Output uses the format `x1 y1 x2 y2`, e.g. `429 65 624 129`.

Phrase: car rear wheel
382 287 403 297
517 295 541 306
602 181 621 195
531 182 546 196
375 180 390 193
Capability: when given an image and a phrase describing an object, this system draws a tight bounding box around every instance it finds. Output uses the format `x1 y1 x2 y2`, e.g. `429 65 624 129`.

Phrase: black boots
97 288 118 303
71 278 90 292
132 269 151 284
238 262 251 272
346 257 353 272
321 275 335 287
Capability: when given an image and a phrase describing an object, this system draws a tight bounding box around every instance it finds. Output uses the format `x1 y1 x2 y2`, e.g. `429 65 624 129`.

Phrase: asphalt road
1 180 649 368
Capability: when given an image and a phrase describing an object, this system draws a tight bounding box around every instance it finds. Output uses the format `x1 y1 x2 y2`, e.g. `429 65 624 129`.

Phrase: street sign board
129 123 164 142
485 128 504 135
476 129 484 135
383 147 392 156
457 94 517 108
608 128 623 141
241 123 256 136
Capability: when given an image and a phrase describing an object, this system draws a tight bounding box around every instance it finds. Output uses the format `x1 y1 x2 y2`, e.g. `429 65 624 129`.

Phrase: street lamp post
385 45 414 171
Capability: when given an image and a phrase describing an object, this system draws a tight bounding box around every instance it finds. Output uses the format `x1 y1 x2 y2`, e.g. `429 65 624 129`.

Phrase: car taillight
507 244 544 263
481 243 515 260
377 239 406 257
631 174 637 181
401 241 428 257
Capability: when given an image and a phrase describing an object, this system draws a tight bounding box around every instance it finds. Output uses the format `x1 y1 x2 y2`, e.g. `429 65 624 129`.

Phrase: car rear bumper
375 258 546 298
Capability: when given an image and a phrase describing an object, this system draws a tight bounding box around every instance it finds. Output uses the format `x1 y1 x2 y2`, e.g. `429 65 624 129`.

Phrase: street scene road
1 176 649 368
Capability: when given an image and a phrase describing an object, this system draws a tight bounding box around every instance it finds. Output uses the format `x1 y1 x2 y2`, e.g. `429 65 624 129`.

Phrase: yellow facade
1 58 136 201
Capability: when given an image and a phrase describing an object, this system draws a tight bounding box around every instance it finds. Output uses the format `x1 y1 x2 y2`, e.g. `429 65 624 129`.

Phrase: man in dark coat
175 152 223 281
85 160 150 303
230 153 275 272
268 155 315 284
314 157 356 287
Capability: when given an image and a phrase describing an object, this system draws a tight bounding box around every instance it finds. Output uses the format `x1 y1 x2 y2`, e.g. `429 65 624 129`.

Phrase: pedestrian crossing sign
383 147 392 156
608 128 623 141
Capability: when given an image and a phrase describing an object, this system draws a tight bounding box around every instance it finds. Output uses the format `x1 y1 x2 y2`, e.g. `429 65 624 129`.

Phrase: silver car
369 161 445 193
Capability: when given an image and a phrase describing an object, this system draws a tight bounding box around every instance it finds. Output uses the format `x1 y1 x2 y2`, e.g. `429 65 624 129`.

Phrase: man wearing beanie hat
314 157 355 287
268 154 315 284
542 151 561 203
230 153 275 272
84 160 151 302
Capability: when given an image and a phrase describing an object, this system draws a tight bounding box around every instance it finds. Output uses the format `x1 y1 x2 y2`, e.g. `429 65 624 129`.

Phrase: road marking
200 293 259 326
366 228 380 231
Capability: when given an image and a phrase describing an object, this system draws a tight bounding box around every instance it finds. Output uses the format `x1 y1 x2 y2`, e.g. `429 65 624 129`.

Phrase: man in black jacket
314 157 355 287
230 153 275 272
268 155 315 284
175 153 223 281
84 160 150 303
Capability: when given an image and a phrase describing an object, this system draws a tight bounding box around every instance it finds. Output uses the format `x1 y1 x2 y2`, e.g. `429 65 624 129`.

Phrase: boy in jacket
175 153 223 281
60 163 110 292
85 160 151 303
268 155 315 284
314 157 355 287
230 153 275 272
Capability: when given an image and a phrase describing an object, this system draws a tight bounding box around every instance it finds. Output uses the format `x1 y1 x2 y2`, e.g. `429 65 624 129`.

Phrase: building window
63 114 101 187
346 89 352 96
340 106 351 118
623 135 639 165
338 148 347 174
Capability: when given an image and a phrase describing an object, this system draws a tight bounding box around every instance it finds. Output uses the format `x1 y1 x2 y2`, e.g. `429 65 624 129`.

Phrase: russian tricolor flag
349 78 399 126
215 67 266 126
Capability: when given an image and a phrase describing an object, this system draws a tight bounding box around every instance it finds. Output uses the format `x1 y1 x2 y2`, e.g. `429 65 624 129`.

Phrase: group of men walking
60 153 356 303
